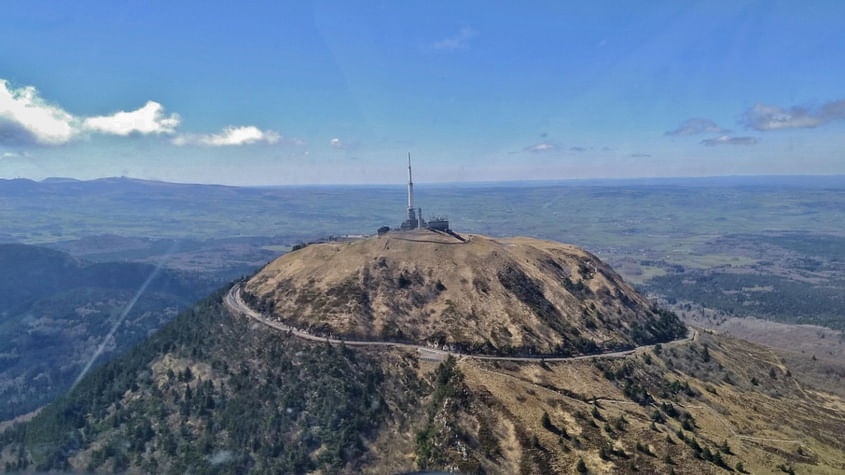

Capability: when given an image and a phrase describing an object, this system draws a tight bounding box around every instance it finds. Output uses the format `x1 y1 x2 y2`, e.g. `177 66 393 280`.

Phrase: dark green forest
647 271 845 330
0 286 386 474
0 244 220 420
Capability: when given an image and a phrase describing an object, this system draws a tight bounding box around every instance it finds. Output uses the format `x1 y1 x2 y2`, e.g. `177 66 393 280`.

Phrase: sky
1 0 844 185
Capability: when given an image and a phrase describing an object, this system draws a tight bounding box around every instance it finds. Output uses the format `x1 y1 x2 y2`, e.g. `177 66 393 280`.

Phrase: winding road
224 284 696 363
223 284 825 451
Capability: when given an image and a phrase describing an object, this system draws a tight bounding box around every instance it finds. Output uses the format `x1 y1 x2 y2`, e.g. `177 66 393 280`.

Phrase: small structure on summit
399 153 450 232
426 216 449 232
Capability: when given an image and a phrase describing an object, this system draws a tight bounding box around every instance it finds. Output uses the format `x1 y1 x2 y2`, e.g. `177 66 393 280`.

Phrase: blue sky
1 1 844 185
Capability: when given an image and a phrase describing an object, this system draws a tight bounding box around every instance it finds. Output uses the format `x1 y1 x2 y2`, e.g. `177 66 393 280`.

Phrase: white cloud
1 78 296 150
700 135 758 146
742 103 835 130
0 79 77 145
1 79 179 145
524 142 557 153
665 118 727 136
172 126 282 146
83 101 180 136
433 26 477 51
328 137 359 151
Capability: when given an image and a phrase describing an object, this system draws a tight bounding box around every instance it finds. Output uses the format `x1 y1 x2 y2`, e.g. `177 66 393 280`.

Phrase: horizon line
3 173 845 188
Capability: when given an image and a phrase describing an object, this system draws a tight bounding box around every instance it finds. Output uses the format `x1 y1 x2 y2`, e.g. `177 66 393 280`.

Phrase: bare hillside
245 231 685 355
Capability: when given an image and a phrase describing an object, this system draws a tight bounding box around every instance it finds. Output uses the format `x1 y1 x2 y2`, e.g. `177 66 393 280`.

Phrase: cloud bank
1 78 286 148
666 118 727 136
742 99 845 130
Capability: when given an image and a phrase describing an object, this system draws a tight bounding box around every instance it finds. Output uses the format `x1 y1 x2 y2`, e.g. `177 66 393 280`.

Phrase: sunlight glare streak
71 245 176 390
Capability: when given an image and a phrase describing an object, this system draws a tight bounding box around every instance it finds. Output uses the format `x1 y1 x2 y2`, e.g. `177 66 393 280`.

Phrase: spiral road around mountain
224 284 696 363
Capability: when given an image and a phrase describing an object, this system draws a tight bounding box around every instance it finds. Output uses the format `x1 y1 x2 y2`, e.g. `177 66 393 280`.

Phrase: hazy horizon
3 172 845 189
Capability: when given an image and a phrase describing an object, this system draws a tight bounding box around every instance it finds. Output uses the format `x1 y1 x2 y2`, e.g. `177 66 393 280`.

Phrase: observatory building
400 154 450 232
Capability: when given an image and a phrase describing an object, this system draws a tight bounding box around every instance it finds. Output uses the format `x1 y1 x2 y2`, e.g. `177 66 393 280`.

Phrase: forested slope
0 286 386 473
0 244 216 420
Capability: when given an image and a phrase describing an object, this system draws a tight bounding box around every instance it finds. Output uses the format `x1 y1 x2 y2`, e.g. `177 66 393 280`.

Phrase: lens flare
71 246 176 390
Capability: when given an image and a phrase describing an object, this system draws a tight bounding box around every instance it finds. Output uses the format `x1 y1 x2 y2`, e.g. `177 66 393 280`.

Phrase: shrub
541 411 554 432
576 458 588 473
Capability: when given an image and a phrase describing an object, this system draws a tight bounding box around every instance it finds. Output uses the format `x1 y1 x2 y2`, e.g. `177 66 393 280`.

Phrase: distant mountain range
6 174 845 188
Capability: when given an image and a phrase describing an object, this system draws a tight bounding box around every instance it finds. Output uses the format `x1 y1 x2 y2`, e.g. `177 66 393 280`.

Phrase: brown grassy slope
245 231 682 354
366 331 845 474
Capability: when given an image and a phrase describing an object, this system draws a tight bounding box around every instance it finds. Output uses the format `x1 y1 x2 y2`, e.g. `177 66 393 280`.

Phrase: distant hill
245 231 686 355
0 244 217 421
0 244 198 314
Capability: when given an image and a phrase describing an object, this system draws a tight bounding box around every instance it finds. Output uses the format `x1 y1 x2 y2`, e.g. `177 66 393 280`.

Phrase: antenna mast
407 152 414 210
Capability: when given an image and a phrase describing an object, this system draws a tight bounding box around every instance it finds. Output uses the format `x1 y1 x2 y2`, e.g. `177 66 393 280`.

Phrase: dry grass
246 231 672 354
369 332 845 474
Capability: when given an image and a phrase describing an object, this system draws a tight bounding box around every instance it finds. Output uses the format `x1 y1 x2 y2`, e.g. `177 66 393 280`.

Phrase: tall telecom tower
407 153 414 209
407 153 416 221
401 153 420 230
396 153 449 232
